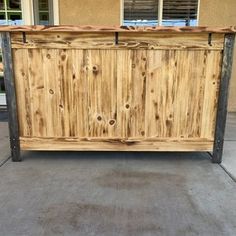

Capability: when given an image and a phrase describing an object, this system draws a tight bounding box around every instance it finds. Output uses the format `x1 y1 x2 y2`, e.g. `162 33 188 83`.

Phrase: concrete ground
222 112 236 180
0 110 236 236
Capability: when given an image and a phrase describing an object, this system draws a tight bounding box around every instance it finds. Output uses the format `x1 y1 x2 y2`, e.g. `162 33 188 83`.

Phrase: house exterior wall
59 0 121 25
199 0 236 111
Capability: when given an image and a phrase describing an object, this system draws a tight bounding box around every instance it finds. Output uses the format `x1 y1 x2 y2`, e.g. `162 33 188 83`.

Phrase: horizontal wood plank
20 137 213 151
11 32 224 50
0 25 234 33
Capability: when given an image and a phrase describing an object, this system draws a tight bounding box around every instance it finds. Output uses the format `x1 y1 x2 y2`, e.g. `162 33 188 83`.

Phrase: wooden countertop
0 25 235 33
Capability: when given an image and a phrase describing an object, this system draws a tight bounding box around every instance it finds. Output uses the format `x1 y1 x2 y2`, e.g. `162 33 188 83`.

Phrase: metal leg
212 34 235 163
1 32 21 161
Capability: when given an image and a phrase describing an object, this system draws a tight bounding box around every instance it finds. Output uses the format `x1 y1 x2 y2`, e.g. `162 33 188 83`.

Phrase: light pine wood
20 137 213 151
10 32 224 50
87 50 118 137
13 49 32 137
11 31 225 151
147 50 221 139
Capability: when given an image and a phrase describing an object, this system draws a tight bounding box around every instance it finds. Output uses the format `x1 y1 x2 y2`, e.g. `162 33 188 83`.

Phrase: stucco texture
59 0 120 25
199 0 236 111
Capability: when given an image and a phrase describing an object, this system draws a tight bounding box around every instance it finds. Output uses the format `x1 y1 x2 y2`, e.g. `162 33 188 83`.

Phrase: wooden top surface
0 25 236 33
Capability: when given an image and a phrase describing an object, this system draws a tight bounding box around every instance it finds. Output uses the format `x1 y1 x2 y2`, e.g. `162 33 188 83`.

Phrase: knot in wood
61 54 66 61
125 104 130 109
92 65 99 75
49 89 54 94
109 119 116 126
97 115 102 121
93 65 99 71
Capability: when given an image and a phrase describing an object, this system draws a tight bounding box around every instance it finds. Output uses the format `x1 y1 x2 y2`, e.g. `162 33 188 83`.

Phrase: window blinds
124 0 159 21
163 0 198 20
124 0 198 21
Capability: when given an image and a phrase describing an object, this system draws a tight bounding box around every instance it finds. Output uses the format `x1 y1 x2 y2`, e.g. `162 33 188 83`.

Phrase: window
33 0 54 25
124 0 158 26
123 0 199 26
0 0 23 25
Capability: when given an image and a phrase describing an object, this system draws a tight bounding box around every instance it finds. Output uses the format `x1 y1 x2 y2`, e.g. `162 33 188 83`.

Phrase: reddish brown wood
0 25 235 33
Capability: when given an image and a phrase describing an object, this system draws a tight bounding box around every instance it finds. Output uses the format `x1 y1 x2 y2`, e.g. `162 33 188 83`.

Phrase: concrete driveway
0 111 236 236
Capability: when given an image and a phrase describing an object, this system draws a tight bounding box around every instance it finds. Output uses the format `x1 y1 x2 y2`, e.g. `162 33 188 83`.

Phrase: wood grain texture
11 32 226 152
0 25 236 33
145 50 222 139
11 32 224 50
87 50 118 137
20 137 213 151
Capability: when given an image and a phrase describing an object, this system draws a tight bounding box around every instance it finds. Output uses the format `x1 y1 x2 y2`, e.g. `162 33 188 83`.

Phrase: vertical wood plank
146 50 177 138
57 49 73 137
117 50 132 138
201 50 222 139
184 51 206 138
87 49 117 138
1 32 21 161
130 50 147 138
42 49 60 137
73 49 89 137
13 48 32 137
27 48 47 137
117 49 147 139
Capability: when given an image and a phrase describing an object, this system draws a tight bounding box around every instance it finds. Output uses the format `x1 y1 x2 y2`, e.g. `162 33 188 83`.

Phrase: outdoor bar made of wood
1 25 235 162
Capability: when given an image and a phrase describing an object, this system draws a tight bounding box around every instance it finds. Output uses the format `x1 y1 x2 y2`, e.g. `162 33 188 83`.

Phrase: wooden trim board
10 32 225 50
20 137 213 151
0 25 235 33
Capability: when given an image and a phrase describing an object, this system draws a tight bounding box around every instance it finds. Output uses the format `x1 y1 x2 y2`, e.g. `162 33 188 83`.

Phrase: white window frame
121 0 200 26
22 0 59 25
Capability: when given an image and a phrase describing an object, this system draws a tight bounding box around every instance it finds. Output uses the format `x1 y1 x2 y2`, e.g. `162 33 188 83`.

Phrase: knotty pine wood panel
12 48 222 144
145 50 222 139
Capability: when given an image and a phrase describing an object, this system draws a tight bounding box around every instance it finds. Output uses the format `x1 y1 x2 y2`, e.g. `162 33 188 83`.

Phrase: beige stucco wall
199 0 236 111
59 0 120 25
